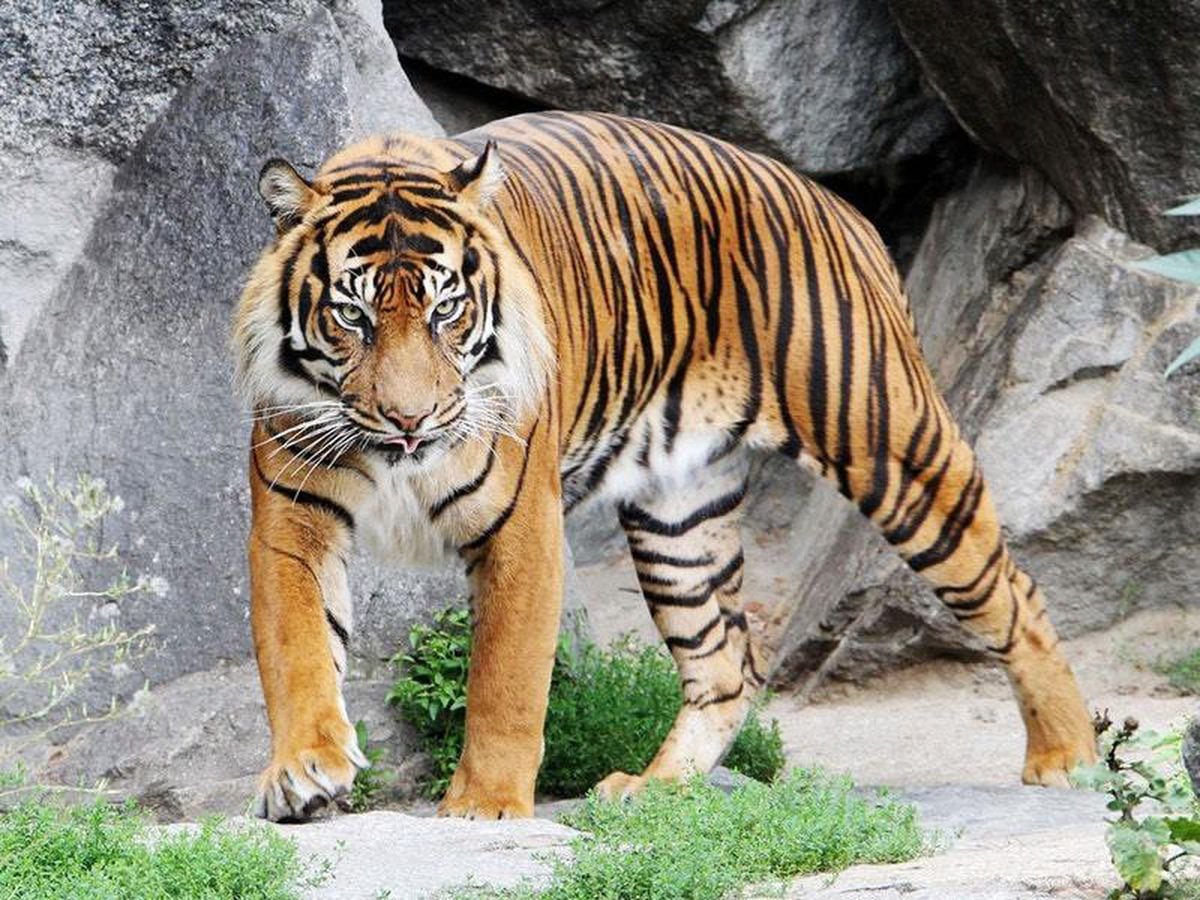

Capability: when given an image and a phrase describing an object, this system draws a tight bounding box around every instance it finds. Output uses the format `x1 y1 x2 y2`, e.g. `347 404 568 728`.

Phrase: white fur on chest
356 466 453 567
600 425 729 503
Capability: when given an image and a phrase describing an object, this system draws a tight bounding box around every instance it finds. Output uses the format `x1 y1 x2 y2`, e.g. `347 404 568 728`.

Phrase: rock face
888 0 1200 247
384 0 957 177
0 0 455 702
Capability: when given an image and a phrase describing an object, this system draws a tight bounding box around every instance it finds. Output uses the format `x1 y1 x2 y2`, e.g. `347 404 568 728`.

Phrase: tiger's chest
355 466 457 568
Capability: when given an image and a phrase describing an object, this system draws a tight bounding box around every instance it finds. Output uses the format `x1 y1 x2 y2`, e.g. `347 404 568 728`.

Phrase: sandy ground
769 606 1199 788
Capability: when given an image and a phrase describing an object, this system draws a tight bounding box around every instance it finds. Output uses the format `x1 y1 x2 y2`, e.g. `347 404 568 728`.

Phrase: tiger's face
234 138 550 468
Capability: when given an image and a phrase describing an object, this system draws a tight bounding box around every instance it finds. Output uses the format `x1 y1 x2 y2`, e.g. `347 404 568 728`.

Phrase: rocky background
0 0 1197 817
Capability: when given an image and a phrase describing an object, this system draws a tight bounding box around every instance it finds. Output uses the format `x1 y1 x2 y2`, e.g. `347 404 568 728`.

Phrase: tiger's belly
561 417 740 510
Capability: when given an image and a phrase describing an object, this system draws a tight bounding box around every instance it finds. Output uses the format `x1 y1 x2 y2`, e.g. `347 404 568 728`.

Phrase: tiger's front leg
247 440 366 821
438 432 565 820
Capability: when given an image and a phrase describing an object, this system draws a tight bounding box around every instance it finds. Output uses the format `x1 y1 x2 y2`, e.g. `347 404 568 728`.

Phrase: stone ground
260 605 1198 898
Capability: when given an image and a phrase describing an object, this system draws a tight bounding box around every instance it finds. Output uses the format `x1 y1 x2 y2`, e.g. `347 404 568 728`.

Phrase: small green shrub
1 473 158 783
387 607 471 797
723 703 787 784
0 796 325 899
538 637 692 796
349 719 393 812
460 771 924 900
389 608 786 798
1073 713 1200 898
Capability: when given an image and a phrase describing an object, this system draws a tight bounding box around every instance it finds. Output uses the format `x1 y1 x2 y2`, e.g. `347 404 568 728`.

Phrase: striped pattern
235 112 1096 819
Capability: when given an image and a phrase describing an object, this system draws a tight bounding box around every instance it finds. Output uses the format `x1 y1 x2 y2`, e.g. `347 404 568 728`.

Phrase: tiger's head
233 135 551 467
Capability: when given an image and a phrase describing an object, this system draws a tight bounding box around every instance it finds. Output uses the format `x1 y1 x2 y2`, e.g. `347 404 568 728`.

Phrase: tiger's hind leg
597 453 766 800
810 385 1098 785
879 433 1097 784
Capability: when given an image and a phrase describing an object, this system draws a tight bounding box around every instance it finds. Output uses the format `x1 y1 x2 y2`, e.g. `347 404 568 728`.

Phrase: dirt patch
768 606 1199 788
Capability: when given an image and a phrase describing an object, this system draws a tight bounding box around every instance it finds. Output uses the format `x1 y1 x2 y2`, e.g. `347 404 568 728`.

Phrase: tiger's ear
445 141 505 208
258 159 320 235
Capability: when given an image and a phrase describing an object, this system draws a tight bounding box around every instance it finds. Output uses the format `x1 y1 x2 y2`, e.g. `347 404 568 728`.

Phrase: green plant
0 795 328 899
348 719 393 812
1 473 159 783
1073 713 1200 897
387 607 471 797
1132 196 1200 377
389 609 786 798
454 771 924 900
1155 650 1200 695
538 636 692 796
723 701 787 784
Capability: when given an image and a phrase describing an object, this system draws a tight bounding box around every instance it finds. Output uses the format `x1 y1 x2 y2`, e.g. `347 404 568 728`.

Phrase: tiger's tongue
385 435 423 454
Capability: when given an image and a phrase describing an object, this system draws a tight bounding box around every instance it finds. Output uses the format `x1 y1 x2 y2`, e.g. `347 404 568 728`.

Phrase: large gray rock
782 785 1113 899
272 811 577 898
974 218 1200 634
0 1 454 706
887 0 1200 247
38 664 419 822
385 0 957 177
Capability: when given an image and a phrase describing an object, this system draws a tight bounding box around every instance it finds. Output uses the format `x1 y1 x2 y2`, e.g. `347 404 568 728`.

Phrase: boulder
784 785 1113 899
887 0 1200 247
384 0 958 177
0 0 459 709
266 811 577 898
37 664 419 822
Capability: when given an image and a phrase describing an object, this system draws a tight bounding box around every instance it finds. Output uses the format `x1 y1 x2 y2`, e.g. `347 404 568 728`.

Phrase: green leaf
1165 335 1200 378
1131 249 1200 285
1167 817 1200 843
1107 822 1164 892
1165 196 1200 216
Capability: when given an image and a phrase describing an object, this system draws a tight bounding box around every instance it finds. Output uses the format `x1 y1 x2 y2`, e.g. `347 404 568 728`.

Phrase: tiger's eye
338 304 363 323
434 297 458 316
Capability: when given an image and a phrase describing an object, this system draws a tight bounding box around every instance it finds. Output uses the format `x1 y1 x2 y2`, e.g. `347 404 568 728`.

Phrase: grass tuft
1156 648 1200 694
0 797 320 899
461 771 924 899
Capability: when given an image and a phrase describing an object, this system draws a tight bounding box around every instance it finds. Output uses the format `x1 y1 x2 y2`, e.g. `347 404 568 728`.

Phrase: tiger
232 110 1097 822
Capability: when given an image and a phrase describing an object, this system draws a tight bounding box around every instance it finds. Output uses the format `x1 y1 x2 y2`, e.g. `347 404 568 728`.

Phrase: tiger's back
468 112 919 507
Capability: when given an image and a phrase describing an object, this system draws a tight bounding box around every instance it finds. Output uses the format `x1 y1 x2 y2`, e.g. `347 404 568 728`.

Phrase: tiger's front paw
1023 740 1098 788
437 764 533 820
253 727 368 822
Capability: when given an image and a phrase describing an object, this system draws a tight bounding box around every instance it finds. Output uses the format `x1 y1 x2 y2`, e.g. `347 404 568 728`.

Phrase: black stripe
617 483 745 538
629 547 716 568
907 465 984 572
252 450 354 531
325 609 350 653
459 421 538 552
430 439 497 519
664 612 723 650
695 683 744 709
642 588 714 608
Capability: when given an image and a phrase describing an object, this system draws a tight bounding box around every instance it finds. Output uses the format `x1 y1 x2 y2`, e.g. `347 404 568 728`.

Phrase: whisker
252 410 344 449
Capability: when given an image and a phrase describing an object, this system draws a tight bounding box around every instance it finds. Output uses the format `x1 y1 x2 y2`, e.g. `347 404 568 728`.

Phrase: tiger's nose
379 403 435 433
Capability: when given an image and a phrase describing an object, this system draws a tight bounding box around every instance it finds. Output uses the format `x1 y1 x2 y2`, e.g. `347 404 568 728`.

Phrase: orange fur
234 112 1095 821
